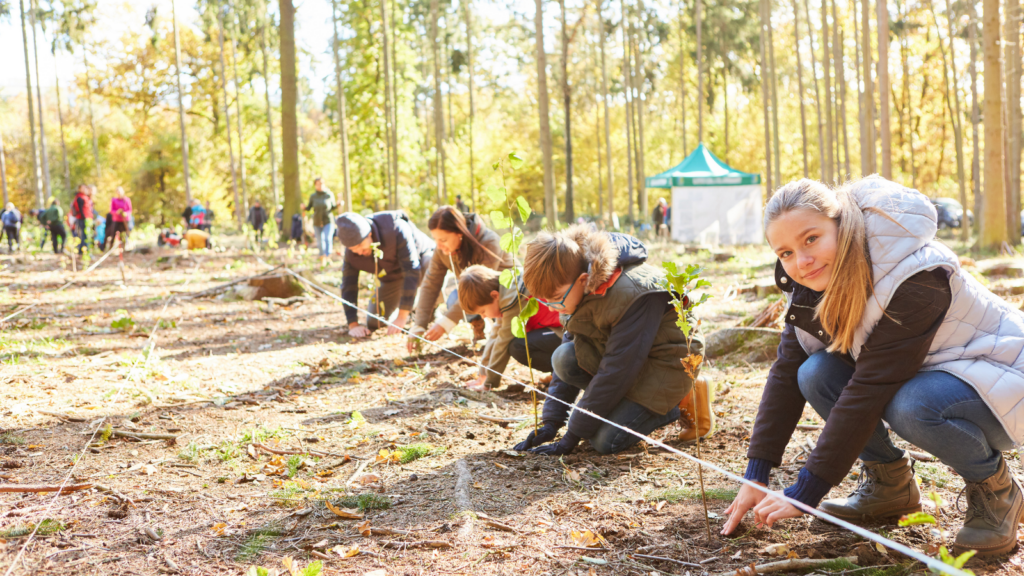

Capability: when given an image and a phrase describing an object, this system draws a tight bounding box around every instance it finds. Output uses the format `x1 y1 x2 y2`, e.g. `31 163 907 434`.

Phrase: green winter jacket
305 190 337 227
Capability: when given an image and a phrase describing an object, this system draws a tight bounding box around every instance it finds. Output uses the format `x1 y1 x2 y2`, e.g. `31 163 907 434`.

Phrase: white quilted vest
790 177 1024 444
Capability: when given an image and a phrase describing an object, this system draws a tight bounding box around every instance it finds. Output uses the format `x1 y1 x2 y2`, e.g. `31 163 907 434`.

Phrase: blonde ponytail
764 179 873 354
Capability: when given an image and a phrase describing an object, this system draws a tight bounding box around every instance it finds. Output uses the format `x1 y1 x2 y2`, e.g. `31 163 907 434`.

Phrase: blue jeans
552 341 681 455
445 288 480 324
798 350 1013 482
314 222 335 257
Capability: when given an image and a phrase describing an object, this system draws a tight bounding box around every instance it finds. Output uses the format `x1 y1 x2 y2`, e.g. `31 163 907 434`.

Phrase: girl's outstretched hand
721 482 767 536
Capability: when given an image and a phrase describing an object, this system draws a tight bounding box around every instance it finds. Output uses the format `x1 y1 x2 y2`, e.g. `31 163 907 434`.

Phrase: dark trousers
3 226 18 251
50 223 66 253
509 328 563 373
39 227 49 250
253 225 264 243
367 279 405 331
74 219 88 254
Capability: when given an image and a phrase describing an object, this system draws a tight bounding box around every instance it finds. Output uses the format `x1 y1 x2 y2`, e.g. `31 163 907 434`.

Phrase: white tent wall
670 184 764 245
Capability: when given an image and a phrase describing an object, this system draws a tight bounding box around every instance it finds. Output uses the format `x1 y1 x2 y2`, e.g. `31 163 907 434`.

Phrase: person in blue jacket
336 211 436 337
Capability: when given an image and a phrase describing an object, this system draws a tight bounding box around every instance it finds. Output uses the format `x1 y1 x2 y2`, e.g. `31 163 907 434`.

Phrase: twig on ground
380 540 451 549
482 519 518 533
35 410 87 422
0 483 93 493
711 555 858 576
630 553 702 568
93 484 136 507
552 546 610 552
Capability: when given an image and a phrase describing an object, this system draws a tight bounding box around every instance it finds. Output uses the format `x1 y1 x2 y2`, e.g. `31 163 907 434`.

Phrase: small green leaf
928 490 947 510
485 185 506 203
500 229 524 254
897 512 936 527
519 297 539 321
516 196 533 223
508 152 525 170
499 268 516 289
492 161 501 171
378 270 387 278
511 316 527 338
695 279 712 289
490 210 511 230
300 561 324 576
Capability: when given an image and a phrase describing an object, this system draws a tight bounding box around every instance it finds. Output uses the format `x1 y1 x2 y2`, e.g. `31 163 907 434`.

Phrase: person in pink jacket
110 186 133 244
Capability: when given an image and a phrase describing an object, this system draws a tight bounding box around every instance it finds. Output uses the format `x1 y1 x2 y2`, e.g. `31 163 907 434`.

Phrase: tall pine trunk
678 0 688 153
900 2 915 188
932 0 968 242
696 0 703 140
598 0 615 223
560 0 574 223
877 0 892 178
331 4 352 212
84 51 101 182
767 4 781 186
853 0 864 177
0 130 7 206
982 0 1008 248
821 0 834 183
380 0 396 209
54 56 70 196
535 0 556 226
632 5 647 223
431 0 448 205
862 0 876 173
230 30 249 215
621 11 636 225
793 0 809 177
217 13 242 228
29 0 50 205
759 0 773 193
970 1 981 236
279 0 301 240
172 0 193 203
19 0 41 205
260 7 277 208
465 0 476 210
804 0 825 180
390 0 400 209
834 0 850 180
1005 0 1021 242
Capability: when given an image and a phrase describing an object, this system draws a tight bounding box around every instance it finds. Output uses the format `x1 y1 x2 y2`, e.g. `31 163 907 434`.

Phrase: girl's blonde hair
764 178 873 354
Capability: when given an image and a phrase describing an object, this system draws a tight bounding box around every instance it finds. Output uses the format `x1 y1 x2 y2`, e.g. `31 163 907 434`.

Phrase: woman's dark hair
428 205 500 265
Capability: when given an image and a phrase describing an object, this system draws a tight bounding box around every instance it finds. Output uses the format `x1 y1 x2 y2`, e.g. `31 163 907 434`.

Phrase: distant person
71 184 94 255
2 202 22 253
248 200 268 243
107 187 132 250
188 199 206 229
290 213 304 244
274 204 284 232
306 177 337 265
30 209 48 250
455 195 468 214
336 211 436 338
182 201 193 228
203 201 215 232
184 228 212 250
653 197 669 240
43 198 66 254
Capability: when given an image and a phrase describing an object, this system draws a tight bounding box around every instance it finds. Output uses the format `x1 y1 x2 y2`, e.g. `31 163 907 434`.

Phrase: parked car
932 197 973 229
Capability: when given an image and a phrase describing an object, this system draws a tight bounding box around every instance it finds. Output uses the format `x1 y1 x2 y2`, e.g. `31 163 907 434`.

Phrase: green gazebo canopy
645 143 762 188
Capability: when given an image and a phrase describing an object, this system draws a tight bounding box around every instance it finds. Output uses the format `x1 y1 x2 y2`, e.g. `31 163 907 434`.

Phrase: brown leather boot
953 457 1024 557
678 375 714 444
818 456 921 521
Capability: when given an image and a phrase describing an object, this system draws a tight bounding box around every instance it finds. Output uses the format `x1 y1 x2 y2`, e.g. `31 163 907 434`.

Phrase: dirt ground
2 236 1024 576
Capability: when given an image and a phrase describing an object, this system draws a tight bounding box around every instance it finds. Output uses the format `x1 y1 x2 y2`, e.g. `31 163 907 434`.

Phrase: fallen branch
553 546 610 552
907 450 936 462
380 540 451 549
111 430 180 441
93 484 136 507
35 410 87 422
0 483 93 493
363 527 415 536
482 519 518 533
630 554 701 568
712 556 858 576
474 415 526 425
254 443 303 456
795 424 823 431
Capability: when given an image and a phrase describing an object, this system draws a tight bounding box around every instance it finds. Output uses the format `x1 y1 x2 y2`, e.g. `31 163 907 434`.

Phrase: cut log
705 328 782 359
981 263 1024 278
755 281 781 298
248 273 306 300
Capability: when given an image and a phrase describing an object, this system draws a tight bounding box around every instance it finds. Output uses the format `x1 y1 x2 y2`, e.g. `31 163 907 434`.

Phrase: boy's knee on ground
551 342 578 383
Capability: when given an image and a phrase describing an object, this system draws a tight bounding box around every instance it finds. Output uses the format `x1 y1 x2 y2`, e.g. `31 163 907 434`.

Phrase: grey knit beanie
336 212 371 247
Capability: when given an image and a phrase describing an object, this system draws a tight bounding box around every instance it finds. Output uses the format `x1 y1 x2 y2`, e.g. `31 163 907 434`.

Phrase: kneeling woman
722 177 1024 557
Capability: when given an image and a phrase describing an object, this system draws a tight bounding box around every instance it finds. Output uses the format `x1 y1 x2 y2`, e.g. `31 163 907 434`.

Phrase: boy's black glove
528 431 580 456
513 422 561 451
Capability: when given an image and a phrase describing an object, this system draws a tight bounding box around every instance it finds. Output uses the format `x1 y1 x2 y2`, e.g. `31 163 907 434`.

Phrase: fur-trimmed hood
577 229 649 293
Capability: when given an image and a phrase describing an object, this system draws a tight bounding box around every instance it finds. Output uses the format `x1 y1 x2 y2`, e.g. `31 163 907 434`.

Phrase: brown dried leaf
325 500 364 519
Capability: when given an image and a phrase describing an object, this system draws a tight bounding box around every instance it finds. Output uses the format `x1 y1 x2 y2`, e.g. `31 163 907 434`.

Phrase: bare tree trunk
0 130 7 206
598 0 615 223
390 0 400 209
723 41 729 161
767 5 781 186
900 0 915 189
261 8 277 208
853 0 864 177
172 0 192 204
759 0 773 193
535 0 556 226
279 0 301 241
621 11 636 226
982 0 1009 248
794 0 809 177
678 0 688 153
465 0 476 211
217 13 242 228
596 98 604 217
633 4 647 224
29 0 50 205
380 0 396 209
970 1 981 237
862 0 876 173
430 0 448 205
696 0 703 141
877 0 892 178
834 0 850 180
560 0 575 223
931 0 969 241
230 30 249 215
330 0 351 212
821 0 835 183
1005 0 1021 242
19 0 41 205
84 51 101 183
804 0 825 180
54 58 70 196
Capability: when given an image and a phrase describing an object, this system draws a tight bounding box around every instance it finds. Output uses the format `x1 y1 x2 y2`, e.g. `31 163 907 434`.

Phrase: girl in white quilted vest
721 177 1024 558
